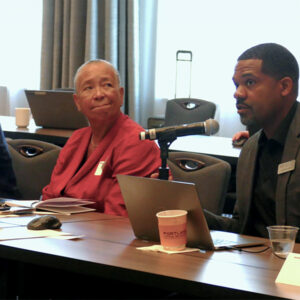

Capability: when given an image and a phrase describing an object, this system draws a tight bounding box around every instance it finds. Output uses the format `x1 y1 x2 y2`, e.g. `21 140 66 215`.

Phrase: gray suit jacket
205 103 300 240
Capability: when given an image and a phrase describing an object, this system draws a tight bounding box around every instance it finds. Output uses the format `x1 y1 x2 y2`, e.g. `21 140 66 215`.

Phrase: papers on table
276 253 300 287
0 226 83 241
5 198 95 215
0 198 91 241
0 206 34 215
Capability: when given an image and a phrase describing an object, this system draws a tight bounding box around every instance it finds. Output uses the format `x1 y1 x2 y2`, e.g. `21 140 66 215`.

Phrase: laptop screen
117 174 265 250
25 90 89 129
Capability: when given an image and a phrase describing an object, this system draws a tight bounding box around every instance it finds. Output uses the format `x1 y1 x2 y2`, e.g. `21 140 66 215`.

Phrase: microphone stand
157 131 177 180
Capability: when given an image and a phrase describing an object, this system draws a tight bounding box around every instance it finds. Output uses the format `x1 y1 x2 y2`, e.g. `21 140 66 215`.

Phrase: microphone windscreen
205 119 219 135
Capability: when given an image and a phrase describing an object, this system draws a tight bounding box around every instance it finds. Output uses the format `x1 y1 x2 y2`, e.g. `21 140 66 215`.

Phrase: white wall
154 0 300 137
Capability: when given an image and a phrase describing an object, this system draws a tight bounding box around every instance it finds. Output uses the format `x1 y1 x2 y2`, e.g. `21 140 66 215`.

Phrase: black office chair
164 98 216 126
167 152 231 215
7 139 61 199
147 117 165 129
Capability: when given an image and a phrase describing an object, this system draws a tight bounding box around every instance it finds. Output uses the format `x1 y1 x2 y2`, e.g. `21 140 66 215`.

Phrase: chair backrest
7 139 61 200
167 152 231 215
164 98 216 126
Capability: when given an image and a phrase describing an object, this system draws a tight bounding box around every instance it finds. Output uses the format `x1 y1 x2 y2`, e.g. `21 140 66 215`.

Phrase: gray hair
73 59 121 92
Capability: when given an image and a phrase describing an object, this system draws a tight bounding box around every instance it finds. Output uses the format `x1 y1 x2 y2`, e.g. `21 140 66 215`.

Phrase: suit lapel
68 114 124 184
275 104 300 224
237 133 260 231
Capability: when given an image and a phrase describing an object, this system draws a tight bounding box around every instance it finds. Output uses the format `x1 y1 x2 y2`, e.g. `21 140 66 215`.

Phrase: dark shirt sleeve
203 208 240 233
0 126 20 199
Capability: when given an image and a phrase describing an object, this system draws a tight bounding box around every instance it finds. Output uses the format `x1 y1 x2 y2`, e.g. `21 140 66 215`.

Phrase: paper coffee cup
156 210 187 251
15 108 31 128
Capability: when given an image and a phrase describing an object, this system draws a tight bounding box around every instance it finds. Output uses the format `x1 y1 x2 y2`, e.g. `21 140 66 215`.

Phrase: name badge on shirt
278 160 296 175
95 161 106 176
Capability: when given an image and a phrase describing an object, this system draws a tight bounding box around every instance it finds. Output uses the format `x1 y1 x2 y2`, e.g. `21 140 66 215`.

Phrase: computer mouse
27 215 62 230
232 137 248 147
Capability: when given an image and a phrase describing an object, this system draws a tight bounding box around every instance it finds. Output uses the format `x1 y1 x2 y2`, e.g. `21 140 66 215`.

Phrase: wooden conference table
0 115 241 164
0 115 73 146
0 212 298 299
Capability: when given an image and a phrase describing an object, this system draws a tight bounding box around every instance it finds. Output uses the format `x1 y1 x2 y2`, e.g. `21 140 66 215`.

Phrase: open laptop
117 174 265 250
25 90 89 129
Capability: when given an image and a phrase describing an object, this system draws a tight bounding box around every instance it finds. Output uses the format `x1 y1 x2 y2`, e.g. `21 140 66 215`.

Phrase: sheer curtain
0 0 42 116
40 0 157 127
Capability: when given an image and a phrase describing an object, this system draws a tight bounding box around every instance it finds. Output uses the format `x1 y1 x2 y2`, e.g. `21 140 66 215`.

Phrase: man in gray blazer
205 43 300 242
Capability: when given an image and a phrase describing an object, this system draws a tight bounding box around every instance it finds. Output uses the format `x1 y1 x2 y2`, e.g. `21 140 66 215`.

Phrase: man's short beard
239 115 259 128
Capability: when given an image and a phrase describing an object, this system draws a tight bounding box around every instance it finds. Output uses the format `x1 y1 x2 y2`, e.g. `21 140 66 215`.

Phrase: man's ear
119 87 124 106
73 94 82 112
280 77 293 96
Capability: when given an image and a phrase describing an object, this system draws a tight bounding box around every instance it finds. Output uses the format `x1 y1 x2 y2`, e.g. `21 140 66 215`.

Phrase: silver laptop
25 90 89 129
117 174 264 250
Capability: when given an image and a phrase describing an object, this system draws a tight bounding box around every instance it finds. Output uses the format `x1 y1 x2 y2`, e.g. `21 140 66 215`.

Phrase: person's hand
232 130 249 141
150 172 173 180
150 172 159 179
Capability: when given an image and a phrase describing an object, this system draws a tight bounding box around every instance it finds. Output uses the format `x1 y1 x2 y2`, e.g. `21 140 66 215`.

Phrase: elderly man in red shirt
42 59 161 216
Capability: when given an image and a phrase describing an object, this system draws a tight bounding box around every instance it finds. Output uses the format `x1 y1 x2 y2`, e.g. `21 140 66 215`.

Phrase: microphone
139 119 219 140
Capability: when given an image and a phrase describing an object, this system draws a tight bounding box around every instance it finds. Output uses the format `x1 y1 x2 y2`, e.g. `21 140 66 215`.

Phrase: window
0 0 42 114
155 0 300 137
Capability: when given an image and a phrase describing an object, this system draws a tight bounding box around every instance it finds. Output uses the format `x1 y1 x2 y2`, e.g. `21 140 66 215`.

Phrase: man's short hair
238 43 299 95
74 59 121 92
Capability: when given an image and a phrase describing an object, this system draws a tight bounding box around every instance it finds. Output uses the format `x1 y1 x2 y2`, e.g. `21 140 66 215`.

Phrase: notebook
117 174 265 250
25 90 89 129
